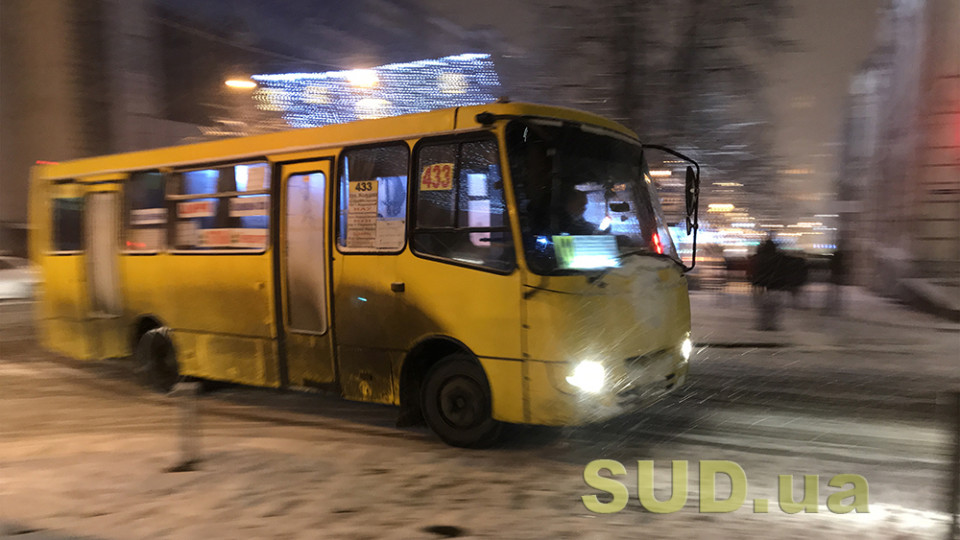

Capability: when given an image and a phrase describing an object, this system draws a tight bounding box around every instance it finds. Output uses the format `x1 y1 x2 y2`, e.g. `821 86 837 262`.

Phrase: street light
347 69 379 88
225 78 257 90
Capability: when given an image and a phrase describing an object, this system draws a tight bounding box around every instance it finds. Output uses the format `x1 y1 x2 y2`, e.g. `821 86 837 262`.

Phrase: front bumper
525 350 689 426
591 355 688 423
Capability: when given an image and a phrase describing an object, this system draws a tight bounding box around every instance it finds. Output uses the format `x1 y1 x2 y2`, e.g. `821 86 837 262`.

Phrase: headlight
565 361 606 393
681 337 693 361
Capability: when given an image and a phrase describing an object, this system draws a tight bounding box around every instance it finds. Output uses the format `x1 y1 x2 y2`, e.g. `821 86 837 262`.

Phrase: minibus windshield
505 120 678 275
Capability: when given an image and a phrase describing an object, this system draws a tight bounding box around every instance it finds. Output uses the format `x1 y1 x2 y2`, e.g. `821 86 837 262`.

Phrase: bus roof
31 102 637 181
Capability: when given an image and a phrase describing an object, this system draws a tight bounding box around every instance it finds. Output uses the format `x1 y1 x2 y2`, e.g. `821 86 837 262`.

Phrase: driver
558 189 597 235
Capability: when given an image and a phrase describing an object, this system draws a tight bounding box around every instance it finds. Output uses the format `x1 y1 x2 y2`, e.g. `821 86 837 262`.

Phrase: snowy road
1 300 957 539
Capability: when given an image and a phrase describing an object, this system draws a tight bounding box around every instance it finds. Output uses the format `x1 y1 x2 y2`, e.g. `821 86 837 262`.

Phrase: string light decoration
251 53 502 127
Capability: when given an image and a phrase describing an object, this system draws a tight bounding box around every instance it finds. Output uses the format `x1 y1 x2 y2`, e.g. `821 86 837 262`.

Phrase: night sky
157 0 886 218
763 0 883 217
420 0 885 219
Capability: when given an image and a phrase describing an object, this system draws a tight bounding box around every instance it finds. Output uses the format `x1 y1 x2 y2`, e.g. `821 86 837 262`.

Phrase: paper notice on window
199 228 267 249
231 228 268 249
229 195 269 217
347 181 378 248
126 227 165 251
375 220 405 249
178 200 215 218
130 208 167 226
200 228 232 248
553 235 621 270
176 221 198 246
245 165 269 191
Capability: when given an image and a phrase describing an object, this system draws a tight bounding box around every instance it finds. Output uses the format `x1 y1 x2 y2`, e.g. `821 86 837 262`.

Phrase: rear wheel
133 327 180 393
421 354 501 448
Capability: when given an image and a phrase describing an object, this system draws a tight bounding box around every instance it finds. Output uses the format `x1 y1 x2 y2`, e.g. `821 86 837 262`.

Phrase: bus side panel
332 252 524 419
39 254 87 322
172 330 280 387
331 255 403 404
27 170 46 268
40 319 95 361
396 253 524 423
524 360 580 426
162 254 275 337
119 254 171 335
394 253 523 360
476 357 526 424
160 253 278 386
85 317 129 360
336 346 400 405
34 178 96 360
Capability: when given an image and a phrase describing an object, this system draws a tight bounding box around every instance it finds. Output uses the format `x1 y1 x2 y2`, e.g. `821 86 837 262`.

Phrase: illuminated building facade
0 0 521 255
251 53 502 128
0 0 196 255
837 0 959 311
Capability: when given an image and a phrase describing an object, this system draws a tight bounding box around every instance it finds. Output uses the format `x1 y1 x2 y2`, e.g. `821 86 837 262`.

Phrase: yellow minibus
29 101 700 446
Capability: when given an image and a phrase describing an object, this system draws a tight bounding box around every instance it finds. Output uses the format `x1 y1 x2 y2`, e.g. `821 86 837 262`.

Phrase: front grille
614 349 681 403
624 349 672 366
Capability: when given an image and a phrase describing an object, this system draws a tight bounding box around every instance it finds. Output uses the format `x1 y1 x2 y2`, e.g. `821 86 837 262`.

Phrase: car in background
0 256 40 300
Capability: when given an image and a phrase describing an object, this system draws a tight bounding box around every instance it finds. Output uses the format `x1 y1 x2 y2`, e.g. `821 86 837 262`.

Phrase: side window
337 145 408 252
124 171 166 252
168 162 271 252
52 196 84 252
413 138 514 272
286 172 328 333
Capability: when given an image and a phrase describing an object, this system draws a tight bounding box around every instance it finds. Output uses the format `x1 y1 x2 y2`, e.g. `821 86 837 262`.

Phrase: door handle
391 282 405 293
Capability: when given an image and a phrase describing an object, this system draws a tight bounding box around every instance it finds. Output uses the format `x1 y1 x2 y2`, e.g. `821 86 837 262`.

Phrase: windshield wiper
585 250 647 284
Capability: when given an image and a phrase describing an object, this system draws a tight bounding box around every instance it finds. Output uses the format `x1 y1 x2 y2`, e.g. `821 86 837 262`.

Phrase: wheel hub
439 376 484 429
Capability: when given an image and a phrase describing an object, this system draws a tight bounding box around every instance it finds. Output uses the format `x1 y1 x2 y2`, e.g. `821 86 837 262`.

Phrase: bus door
330 144 411 405
83 180 126 358
278 160 336 387
41 180 89 358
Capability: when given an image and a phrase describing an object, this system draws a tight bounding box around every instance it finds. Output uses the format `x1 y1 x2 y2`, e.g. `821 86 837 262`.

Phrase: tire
421 354 502 448
133 327 180 393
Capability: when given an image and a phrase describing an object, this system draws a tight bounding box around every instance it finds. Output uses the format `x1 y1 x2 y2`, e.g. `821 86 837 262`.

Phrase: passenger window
124 171 166 252
337 145 408 252
413 138 514 272
52 197 84 252
168 162 271 252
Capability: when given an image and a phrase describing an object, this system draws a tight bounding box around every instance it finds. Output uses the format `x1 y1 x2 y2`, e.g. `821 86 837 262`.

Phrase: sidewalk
690 284 960 350
898 277 960 322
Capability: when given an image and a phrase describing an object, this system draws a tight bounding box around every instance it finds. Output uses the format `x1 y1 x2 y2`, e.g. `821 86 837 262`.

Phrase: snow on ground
1 290 957 540
1 427 952 540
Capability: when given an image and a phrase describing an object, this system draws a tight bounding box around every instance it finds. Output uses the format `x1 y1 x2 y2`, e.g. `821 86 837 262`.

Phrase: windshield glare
505 120 678 275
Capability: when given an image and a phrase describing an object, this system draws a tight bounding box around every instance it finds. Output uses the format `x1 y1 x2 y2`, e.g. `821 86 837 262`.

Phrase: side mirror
684 165 699 235
643 144 702 272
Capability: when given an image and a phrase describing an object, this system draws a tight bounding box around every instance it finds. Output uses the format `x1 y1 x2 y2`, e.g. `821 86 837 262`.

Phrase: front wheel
421 354 502 448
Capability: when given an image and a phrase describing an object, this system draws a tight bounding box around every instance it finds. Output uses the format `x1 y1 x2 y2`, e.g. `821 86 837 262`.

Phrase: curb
896 278 960 322
694 342 789 348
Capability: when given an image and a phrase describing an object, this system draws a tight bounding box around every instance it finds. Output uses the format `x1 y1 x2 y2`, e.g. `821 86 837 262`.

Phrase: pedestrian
749 236 785 331
825 248 846 314
784 252 809 309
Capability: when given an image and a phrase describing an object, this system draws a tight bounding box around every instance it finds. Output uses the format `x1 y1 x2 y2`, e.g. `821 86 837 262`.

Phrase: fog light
681 337 693 361
566 361 605 393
